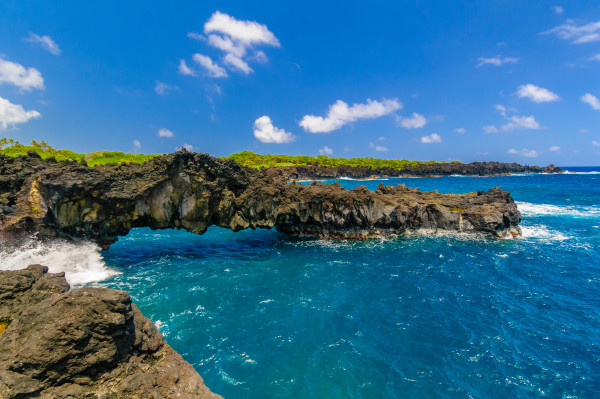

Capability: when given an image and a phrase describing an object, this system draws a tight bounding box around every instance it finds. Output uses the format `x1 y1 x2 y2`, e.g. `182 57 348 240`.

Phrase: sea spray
0 237 117 286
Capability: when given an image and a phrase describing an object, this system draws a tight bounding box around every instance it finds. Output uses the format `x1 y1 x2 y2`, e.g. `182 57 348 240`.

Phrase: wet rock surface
0 151 522 248
0 265 221 399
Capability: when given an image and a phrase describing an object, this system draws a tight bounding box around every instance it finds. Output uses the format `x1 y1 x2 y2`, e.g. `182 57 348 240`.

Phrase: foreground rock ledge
0 151 521 248
0 265 221 399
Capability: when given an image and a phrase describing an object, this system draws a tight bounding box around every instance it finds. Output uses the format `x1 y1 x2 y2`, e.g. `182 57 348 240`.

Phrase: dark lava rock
0 265 221 399
0 151 522 248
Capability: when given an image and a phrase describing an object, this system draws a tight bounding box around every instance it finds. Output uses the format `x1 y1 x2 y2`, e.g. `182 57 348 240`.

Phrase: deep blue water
92 169 600 398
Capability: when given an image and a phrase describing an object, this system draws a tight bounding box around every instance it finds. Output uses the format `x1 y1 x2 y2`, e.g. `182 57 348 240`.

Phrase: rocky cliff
0 151 521 248
0 264 221 399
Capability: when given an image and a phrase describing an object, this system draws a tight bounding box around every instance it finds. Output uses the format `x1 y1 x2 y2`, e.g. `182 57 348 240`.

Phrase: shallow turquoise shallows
93 169 600 398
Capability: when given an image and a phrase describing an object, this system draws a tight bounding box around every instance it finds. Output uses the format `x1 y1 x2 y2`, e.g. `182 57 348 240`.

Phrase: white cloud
223 53 253 74
489 104 542 132
397 112 426 129
549 146 561 151
192 54 228 78
508 148 539 157
378 136 386 141
319 145 333 155
182 143 197 151
454 128 466 133
552 6 564 15
158 128 174 138
0 59 44 91
592 140 600 147
369 142 388 151
543 20 600 44
154 81 177 95
253 116 295 143
590 54 600 61
420 133 442 143
186 11 280 77
582 93 600 110
0 96 41 130
178 59 196 76
300 98 402 133
133 139 141 150
204 11 280 47
24 32 61 55
516 84 560 103
476 56 519 67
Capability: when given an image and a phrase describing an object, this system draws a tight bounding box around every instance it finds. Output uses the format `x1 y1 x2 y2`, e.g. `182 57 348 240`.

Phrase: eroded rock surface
0 265 221 399
0 151 521 248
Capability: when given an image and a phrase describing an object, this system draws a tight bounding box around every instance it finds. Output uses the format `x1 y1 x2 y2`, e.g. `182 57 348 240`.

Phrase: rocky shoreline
0 265 221 399
0 150 523 248
262 162 564 181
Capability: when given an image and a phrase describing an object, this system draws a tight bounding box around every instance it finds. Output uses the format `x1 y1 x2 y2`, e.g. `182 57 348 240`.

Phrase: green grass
223 151 461 171
1 138 460 170
0 138 158 166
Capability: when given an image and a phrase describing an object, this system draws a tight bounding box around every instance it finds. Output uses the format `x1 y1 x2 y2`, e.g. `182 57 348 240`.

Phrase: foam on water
519 224 572 241
517 201 600 217
0 238 117 286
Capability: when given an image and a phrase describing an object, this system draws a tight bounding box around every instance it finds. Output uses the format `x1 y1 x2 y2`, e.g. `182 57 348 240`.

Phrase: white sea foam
516 202 600 218
564 171 600 175
0 238 118 286
520 225 571 241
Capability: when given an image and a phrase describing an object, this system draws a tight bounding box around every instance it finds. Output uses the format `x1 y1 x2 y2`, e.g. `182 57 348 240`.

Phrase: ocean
2 168 599 398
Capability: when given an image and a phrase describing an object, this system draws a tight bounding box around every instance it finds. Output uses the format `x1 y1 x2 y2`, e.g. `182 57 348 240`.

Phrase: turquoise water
93 170 600 398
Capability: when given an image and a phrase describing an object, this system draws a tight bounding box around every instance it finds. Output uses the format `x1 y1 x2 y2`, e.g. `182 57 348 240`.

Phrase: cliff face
0 265 221 399
0 151 521 248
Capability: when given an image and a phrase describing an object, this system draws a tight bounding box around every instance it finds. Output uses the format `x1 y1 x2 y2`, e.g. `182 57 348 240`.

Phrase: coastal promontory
0 150 522 247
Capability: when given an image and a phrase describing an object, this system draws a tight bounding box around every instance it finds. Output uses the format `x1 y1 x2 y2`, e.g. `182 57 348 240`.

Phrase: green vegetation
224 151 461 171
0 139 460 170
0 138 157 166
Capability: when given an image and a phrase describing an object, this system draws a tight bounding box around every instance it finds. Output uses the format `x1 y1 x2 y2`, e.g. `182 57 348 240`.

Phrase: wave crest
0 238 117 286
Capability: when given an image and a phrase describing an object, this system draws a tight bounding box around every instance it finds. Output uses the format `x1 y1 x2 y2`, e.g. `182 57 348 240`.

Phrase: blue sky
1 1 600 165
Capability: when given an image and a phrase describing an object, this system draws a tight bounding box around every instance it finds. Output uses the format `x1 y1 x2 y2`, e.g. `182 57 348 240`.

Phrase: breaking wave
516 202 600 218
0 237 117 286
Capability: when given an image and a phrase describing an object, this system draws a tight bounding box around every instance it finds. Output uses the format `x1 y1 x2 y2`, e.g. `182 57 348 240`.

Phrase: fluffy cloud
516 84 560 103
486 104 541 132
178 59 196 76
476 57 519 67
185 11 280 77
192 54 228 78
543 20 600 44
24 32 61 55
454 128 466 133
420 133 441 143
592 140 600 147
549 146 560 151
300 98 402 133
204 11 280 47
369 142 388 151
397 112 426 129
0 59 44 91
158 128 174 138
133 139 141 150
581 93 600 110
508 148 539 157
552 6 564 15
253 116 295 143
319 145 333 155
590 54 600 61
0 96 41 130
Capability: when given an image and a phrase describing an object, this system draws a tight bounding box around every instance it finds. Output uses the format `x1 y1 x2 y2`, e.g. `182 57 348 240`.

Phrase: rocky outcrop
0 265 221 399
263 162 564 180
0 151 521 248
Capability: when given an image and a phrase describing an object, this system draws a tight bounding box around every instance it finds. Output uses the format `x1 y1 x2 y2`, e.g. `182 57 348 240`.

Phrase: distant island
0 138 563 178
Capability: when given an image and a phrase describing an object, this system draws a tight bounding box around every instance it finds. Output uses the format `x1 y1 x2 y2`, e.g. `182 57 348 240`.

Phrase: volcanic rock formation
0 151 521 248
0 264 221 399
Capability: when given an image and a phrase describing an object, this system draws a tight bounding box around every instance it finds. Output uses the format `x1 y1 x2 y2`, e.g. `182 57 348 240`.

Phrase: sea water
2 169 599 398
